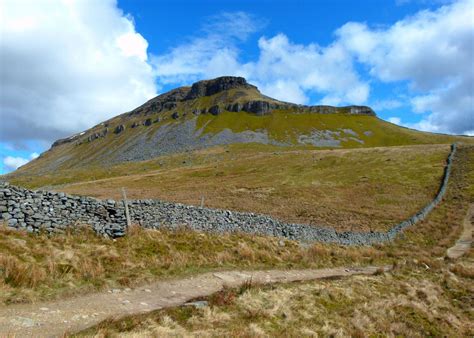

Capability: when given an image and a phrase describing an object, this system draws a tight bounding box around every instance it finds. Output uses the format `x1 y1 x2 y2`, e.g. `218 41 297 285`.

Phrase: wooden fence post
200 196 205 208
122 187 131 229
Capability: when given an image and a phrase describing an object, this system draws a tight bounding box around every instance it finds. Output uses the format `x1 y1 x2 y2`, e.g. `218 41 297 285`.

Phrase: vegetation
82 256 473 337
20 144 452 232
77 144 474 337
0 224 391 305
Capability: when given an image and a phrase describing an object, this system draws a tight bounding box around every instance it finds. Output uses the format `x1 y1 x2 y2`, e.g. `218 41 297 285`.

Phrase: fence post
200 196 205 208
122 187 131 229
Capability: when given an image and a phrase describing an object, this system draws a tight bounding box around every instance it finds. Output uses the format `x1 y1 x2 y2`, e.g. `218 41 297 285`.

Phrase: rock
185 76 255 100
243 100 271 115
163 102 177 110
227 103 242 112
209 105 221 116
12 316 35 328
114 125 125 134
184 300 209 308
348 106 375 116
131 122 140 128
144 118 152 126
7 218 18 227
171 112 180 119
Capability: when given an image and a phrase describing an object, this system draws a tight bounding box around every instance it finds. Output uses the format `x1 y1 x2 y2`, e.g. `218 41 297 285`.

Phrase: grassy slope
1 145 472 309
10 86 473 179
44 144 449 232
78 144 474 337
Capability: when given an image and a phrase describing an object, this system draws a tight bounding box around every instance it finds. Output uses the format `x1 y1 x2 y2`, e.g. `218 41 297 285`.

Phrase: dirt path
0 265 391 337
446 203 473 259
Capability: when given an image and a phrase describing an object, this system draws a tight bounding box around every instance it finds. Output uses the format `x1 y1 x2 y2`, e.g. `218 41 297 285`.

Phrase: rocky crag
0 144 457 245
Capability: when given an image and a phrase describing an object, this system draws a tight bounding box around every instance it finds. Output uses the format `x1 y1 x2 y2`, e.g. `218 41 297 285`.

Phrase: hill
8 76 471 181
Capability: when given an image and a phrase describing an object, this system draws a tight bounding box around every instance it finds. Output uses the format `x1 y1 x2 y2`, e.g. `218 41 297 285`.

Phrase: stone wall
0 144 457 245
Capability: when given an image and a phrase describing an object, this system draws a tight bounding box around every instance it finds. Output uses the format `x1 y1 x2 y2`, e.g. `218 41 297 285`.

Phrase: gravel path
0 265 391 337
446 203 473 259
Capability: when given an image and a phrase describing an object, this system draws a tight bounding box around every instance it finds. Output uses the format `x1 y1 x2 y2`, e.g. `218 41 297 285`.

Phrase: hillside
8 76 471 181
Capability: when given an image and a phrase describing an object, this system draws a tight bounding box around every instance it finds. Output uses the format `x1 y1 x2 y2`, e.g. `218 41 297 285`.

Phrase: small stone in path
184 301 209 308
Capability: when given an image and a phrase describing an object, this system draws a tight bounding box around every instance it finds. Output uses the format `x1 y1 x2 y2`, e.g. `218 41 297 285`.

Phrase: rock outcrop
185 76 256 100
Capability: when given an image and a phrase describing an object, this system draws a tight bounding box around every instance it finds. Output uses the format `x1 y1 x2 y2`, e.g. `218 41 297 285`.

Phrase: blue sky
1 0 473 173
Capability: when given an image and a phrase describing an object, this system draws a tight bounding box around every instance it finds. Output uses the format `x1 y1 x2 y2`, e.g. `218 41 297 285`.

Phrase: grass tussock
0 223 392 305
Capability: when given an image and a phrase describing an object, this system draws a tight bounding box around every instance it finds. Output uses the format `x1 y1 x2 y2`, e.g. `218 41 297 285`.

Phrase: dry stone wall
0 144 457 245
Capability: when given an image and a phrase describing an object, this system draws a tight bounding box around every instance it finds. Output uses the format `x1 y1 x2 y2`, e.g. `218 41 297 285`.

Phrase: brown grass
47 144 452 232
77 144 474 337
0 223 392 305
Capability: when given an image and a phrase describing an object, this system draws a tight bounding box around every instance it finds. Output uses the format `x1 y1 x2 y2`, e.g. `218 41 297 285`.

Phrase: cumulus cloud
3 152 39 171
388 117 402 125
337 0 474 134
244 34 369 104
371 99 404 111
152 13 369 105
151 11 259 86
0 0 157 145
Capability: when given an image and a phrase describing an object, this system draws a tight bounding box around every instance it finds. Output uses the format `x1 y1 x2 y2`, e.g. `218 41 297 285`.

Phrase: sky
0 0 473 173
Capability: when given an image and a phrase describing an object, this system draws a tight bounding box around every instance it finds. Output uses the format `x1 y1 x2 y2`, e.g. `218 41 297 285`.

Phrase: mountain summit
9 76 461 177
124 76 375 118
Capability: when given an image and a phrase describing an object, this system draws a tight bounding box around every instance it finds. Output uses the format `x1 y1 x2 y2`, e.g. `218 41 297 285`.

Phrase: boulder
209 105 221 116
114 124 125 134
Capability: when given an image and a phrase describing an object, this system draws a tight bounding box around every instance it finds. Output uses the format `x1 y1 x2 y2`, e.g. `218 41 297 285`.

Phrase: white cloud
388 117 402 125
245 34 369 104
337 0 474 134
3 152 37 171
371 99 403 111
152 15 369 105
0 0 157 144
